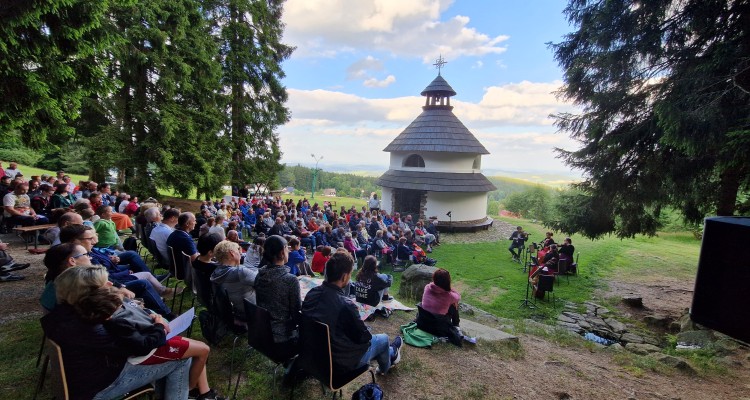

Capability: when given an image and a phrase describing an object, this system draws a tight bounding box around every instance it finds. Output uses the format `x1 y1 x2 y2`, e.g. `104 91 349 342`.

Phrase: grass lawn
388 216 701 322
11 163 89 183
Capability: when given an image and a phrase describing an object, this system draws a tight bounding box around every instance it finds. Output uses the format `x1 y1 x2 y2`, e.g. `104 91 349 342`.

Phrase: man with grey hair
149 208 180 262
166 212 199 261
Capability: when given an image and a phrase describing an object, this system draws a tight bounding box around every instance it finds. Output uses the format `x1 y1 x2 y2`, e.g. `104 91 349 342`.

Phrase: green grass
12 163 89 184
388 216 700 324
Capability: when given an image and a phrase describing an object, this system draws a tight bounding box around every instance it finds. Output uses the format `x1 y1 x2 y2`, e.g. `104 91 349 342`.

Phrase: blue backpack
351 383 383 400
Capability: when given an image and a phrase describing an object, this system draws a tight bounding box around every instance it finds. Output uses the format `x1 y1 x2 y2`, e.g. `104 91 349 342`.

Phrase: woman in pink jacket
417 268 474 346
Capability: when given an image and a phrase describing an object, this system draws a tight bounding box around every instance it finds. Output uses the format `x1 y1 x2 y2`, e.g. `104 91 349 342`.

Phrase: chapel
376 71 496 231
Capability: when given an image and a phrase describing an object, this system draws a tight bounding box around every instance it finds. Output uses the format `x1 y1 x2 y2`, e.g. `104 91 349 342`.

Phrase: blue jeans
357 334 393 373
93 358 191 400
300 236 316 249
116 250 150 273
124 279 172 317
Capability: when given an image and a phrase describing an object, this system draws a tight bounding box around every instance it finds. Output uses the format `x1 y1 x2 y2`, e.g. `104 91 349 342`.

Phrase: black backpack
198 310 228 346
122 236 138 251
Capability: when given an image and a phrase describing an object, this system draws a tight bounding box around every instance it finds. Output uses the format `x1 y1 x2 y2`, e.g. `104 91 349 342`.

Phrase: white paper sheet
166 307 195 340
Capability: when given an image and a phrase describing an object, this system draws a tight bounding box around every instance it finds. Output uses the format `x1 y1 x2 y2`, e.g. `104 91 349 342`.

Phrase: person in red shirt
311 245 331 274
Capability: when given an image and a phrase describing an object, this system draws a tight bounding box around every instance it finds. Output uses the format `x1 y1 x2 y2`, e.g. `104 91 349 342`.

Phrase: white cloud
363 75 396 88
346 56 383 80
283 0 508 62
472 60 483 69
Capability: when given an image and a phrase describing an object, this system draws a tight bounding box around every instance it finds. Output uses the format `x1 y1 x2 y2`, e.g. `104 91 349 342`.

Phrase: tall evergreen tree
0 0 117 146
549 0 750 238
89 0 226 197
214 0 294 190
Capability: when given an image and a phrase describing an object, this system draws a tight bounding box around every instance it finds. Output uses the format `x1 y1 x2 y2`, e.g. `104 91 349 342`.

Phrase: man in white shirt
149 208 180 262
4 162 21 180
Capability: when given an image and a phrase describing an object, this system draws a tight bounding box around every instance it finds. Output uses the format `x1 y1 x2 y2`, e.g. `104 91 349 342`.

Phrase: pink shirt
421 282 461 316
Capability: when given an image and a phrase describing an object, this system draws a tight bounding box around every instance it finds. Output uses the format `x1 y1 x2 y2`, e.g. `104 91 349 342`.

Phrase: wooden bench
13 223 56 249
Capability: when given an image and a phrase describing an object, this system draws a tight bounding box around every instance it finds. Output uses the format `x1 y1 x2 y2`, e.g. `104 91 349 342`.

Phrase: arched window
403 154 425 168
472 156 481 170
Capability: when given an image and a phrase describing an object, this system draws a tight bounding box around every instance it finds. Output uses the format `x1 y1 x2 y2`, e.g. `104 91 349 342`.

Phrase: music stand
519 266 543 309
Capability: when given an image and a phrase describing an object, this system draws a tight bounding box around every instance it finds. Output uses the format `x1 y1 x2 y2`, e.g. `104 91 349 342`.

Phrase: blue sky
278 0 579 179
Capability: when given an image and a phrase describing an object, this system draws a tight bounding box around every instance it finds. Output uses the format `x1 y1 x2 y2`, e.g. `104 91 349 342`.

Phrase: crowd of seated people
186 195 442 274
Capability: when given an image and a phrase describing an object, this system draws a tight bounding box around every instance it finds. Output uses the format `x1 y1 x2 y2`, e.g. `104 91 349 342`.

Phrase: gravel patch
440 219 517 244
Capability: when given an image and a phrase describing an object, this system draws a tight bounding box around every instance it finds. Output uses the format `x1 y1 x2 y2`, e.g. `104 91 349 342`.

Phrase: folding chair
297 316 374 399
166 246 193 314
214 286 247 398
241 300 298 400
34 339 154 400
534 275 556 308
555 258 571 284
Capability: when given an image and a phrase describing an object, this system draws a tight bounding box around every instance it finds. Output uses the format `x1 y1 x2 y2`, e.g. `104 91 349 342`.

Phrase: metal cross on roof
433 55 447 74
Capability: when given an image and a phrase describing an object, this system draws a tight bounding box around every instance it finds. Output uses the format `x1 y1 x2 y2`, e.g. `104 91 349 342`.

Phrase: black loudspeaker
690 216 750 343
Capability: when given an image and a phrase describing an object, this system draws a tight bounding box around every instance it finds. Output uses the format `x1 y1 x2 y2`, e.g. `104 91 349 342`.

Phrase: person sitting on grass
93 206 120 250
243 236 265 269
302 251 403 375
416 268 475 346
354 255 393 306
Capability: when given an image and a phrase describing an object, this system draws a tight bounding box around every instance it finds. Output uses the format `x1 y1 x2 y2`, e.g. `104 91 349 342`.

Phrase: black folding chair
297 316 374 399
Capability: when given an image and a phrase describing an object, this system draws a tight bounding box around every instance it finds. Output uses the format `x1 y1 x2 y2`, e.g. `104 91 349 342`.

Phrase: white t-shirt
118 200 130 214
149 223 175 261
208 225 226 240
4 168 20 179
3 192 31 218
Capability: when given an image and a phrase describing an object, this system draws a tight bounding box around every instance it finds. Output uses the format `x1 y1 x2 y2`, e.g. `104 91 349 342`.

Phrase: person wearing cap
4 162 21 180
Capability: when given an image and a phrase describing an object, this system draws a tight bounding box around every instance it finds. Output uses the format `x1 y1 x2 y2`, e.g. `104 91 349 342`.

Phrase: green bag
400 321 438 348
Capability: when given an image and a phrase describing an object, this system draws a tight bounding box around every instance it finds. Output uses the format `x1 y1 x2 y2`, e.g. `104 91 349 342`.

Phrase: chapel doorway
392 189 426 220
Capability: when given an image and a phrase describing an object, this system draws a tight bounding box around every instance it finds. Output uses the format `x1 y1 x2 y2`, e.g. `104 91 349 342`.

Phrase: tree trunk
716 167 741 216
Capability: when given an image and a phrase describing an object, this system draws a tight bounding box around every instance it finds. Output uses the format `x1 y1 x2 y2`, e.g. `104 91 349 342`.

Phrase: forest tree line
1 0 292 199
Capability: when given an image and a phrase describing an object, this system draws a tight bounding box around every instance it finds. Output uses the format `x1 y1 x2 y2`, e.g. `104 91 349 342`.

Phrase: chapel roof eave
376 170 497 192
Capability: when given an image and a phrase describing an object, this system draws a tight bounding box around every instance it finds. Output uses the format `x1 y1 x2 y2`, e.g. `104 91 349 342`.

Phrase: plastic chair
297 316 374 399
34 339 154 400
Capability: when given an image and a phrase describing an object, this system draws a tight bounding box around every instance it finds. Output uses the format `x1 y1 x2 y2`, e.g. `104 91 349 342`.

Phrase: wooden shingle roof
376 170 497 192
384 74 490 154
420 75 456 96
383 109 490 154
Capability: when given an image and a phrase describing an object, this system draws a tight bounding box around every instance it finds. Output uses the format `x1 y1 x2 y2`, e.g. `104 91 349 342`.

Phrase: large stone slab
398 264 438 301
460 319 518 342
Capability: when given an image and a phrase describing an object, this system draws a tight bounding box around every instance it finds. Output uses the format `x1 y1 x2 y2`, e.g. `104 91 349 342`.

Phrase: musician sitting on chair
507 226 527 261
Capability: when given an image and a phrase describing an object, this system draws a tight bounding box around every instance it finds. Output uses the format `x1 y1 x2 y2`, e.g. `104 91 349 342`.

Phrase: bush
0 147 41 166
487 200 501 216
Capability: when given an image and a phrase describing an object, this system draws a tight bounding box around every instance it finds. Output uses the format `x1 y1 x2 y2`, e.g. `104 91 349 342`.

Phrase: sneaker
463 336 478 344
196 388 225 400
390 336 403 366
0 272 24 282
0 263 30 272
188 388 200 399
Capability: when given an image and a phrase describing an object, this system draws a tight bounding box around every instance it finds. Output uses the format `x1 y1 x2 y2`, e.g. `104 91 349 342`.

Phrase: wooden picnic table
13 223 56 249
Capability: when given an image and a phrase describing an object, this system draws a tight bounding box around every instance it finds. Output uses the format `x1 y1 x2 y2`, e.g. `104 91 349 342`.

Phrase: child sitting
93 206 121 250
75 286 223 399
311 245 332 275
286 237 312 276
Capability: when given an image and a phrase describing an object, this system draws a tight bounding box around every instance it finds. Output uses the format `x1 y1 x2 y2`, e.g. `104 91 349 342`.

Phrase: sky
277 0 579 179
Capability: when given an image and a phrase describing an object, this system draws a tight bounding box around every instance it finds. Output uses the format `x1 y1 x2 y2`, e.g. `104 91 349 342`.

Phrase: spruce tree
214 0 294 190
549 0 750 238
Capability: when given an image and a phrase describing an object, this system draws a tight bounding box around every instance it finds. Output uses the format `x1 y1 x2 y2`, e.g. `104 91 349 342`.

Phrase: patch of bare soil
603 278 695 320
362 311 750 400
0 232 48 323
